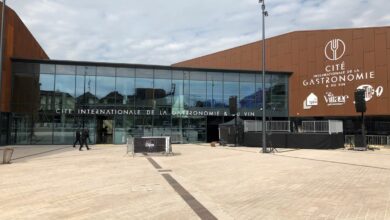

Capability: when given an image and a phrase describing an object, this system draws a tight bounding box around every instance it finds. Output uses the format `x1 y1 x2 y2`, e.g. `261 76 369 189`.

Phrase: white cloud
7 0 390 65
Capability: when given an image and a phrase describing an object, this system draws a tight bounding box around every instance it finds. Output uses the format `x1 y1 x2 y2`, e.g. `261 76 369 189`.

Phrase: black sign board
134 137 167 153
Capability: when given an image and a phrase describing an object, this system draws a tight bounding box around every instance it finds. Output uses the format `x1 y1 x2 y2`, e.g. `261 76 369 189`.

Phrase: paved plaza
2 144 390 219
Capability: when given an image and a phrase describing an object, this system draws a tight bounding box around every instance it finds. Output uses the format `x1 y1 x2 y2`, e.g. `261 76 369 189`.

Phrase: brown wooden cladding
173 26 390 118
0 5 48 112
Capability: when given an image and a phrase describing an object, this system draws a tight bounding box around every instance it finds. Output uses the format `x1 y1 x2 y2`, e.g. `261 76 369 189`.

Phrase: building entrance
207 116 224 142
96 116 113 144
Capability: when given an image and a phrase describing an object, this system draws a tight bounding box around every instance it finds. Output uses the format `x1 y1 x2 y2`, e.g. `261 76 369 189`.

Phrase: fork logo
325 39 346 61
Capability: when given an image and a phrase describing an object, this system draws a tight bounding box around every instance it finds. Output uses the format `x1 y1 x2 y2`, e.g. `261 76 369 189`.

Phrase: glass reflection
96 76 116 104
206 72 223 107
223 73 239 107
55 74 75 109
11 62 288 145
154 69 172 107
239 73 256 108
135 78 154 107
116 77 135 106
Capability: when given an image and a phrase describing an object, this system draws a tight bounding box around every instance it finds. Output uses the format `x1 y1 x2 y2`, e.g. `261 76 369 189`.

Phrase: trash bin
2 148 14 164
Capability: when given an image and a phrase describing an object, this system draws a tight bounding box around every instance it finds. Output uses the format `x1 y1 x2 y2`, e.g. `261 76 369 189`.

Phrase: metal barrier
170 134 183 144
267 121 290 132
244 120 290 132
127 136 172 155
127 137 134 155
344 135 390 146
302 120 343 134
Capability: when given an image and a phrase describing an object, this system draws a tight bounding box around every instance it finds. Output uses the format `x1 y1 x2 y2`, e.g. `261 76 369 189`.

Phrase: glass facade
0 113 10 145
9 60 289 145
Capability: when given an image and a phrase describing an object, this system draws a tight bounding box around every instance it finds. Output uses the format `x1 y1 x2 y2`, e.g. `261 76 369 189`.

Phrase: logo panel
325 39 346 61
356 85 384 101
303 93 318 109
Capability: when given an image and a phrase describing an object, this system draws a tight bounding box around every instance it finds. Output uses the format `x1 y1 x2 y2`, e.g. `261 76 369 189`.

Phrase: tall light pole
259 0 268 153
0 0 6 113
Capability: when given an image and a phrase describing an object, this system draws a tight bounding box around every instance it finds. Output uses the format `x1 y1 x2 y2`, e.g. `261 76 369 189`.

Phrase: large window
34 73 56 144
189 71 206 108
96 67 116 105
255 74 264 109
223 72 239 107
116 68 135 106
269 74 288 112
239 73 256 108
52 65 76 144
115 68 136 143
206 72 223 107
172 70 184 112
76 66 97 106
135 68 154 107
11 61 288 144
154 69 172 108
54 65 76 110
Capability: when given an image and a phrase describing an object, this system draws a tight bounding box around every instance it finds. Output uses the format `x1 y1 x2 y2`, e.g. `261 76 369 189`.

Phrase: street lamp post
0 0 6 113
259 0 268 153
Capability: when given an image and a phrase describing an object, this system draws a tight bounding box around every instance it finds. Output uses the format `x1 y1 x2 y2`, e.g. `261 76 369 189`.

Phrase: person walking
102 126 108 143
80 128 90 151
73 129 82 148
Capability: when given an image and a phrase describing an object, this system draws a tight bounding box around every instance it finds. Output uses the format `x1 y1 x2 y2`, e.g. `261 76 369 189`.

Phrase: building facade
0 5 48 145
10 59 288 145
1 5 389 145
174 26 390 135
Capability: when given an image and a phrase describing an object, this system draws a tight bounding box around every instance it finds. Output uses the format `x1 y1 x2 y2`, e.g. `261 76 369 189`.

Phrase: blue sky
8 0 390 65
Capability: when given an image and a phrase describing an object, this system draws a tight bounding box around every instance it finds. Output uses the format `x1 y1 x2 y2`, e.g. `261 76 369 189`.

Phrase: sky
7 0 390 65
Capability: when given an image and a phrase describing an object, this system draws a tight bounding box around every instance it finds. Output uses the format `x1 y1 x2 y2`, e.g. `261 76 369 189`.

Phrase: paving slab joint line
273 154 390 171
146 157 162 169
144 156 218 219
161 173 218 220
158 169 172 172
11 146 72 161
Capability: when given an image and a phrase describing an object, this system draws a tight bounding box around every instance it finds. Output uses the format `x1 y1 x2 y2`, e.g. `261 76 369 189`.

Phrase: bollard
2 148 14 164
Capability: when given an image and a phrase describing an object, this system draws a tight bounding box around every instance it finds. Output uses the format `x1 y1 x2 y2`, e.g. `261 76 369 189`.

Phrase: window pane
40 64 55 74
55 74 76 109
53 115 75 144
172 70 183 80
56 65 75 75
172 79 184 112
223 73 239 107
136 68 153 78
40 74 55 111
155 69 171 79
154 78 172 107
97 66 115 76
183 71 190 108
114 115 134 144
224 72 239 81
239 81 255 108
116 77 135 105
116 67 135 77
135 78 154 107
190 71 206 81
207 72 223 107
77 66 96 76
189 80 206 107
96 76 116 104
207 72 223 81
